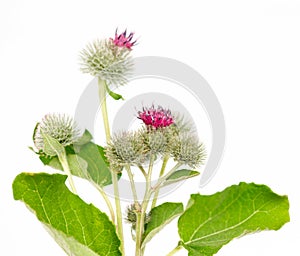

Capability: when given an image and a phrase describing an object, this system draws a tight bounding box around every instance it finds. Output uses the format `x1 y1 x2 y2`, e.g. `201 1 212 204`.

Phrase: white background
1 0 300 255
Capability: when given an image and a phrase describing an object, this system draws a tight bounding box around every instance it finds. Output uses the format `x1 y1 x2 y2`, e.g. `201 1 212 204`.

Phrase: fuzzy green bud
125 203 151 231
171 134 205 168
33 113 80 152
105 131 147 169
79 39 133 85
141 127 168 155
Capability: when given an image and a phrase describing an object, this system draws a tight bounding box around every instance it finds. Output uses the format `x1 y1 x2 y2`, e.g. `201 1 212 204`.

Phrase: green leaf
74 129 93 147
163 169 200 187
41 141 115 187
76 142 115 187
13 172 121 256
67 154 89 177
142 202 184 247
178 182 290 256
41 155 88 178
42 134 65 156
105 83 124 100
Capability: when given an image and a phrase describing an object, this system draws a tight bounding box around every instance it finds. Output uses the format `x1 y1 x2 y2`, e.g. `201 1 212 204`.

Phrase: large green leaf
178 182 290 256
142 202 184 247
13 173 121 256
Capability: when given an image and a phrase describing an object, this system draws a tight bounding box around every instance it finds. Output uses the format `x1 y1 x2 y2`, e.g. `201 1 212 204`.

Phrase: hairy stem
98 78 124 254
135 155 155 256
125 165 139 205
58 149 77 194
138 165 147 179
151 154 169 209
135 211 143 256
98 78 111 141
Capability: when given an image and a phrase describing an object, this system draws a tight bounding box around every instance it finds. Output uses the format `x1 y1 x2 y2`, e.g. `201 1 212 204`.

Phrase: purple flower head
112 29 136 50
138 105 174 129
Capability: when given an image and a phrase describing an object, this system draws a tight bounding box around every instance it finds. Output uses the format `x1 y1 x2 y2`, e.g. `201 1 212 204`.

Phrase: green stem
151 154 169 209
98 78 124 254
134 162 182 256
125 165 139 205
138 165 147 179
112 172 124 253
98 78 111 141
166 245 183 256
58 150 77 194
95 185 115 224
135 155 155 256
135 211 142 256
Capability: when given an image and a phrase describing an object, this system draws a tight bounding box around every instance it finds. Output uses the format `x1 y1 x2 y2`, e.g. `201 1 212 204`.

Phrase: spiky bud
171 134 206 168
105 131 147 169
33 113 80 152
125 203 151 231
141 127 168 155
79 36 133 85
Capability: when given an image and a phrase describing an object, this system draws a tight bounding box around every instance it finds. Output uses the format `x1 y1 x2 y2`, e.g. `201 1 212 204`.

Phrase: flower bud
171 134 206 168
105 131 147 169
141 127 168 155
79 30 136 85
33 113 80 152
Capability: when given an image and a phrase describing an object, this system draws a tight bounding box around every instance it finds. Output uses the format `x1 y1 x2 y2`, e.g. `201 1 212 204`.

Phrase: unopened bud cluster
125 203 151 231
105 106 205 170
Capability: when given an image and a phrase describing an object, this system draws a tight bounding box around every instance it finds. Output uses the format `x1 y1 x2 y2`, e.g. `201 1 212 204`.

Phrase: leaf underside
178 182 290 256
13 172 121 256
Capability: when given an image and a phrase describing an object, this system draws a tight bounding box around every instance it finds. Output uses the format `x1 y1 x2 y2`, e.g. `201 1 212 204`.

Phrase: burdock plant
13 29 290 256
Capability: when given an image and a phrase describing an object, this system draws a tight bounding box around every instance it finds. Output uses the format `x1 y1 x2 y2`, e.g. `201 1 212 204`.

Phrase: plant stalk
95 185 115 224
125 165 139 206
151 154 169 209
138 165 147 179
98 78 124 254
135 155 155 256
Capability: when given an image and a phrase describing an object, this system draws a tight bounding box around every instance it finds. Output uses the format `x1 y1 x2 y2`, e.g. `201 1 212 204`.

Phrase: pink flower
112 29 136 49
138 105 174 128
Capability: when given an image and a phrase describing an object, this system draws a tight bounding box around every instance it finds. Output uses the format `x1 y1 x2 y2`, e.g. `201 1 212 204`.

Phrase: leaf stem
98 78 124 254
166 245 183 256
57 149 77 194
151 154 169 209
95 185 115 224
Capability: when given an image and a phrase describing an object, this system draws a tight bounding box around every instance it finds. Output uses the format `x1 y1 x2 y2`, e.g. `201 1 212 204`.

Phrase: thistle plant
12 29 289 256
